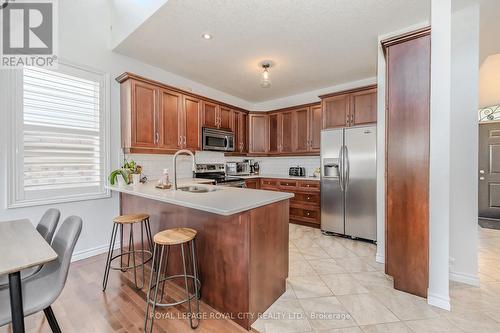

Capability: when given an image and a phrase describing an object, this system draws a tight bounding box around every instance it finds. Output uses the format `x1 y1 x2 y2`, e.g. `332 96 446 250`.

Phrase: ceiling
114 0 432 102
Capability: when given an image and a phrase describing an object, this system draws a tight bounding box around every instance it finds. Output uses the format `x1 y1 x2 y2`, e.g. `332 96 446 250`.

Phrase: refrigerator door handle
338 146 344 191
344 145 350 190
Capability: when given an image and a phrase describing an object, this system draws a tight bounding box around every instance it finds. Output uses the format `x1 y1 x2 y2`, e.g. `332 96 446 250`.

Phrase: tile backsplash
125 152 320 180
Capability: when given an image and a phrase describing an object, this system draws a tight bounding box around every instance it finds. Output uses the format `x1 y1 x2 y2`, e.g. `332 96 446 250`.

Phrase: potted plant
108 159 143 186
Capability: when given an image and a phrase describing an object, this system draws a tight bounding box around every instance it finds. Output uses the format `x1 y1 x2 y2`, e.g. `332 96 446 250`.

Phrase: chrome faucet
172 149 196 190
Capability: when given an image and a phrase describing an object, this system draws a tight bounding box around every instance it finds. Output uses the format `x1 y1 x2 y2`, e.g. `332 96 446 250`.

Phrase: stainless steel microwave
202 128 235 152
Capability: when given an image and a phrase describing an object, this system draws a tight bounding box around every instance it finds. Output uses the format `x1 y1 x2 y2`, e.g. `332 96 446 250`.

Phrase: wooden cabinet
202 101 233 130
118 73 242 154
183 96 202 151
268 113 280 154
383 28 430 298
233 111 248 153
202 100 219 129
249 114 268 154
281 111 293 153
322 94 349 129
320 86 377 130
259 178 321 227
244 179 260 189
219 106 233 130
350 88 377 125
130 80 159 148
294 107 310 153
158 88 182 150
309 104 322 152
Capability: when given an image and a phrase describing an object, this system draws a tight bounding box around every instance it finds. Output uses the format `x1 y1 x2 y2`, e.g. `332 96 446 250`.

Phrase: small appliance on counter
195 163 246 187
226 161 250 175
289 166 306 177
251 161 260 174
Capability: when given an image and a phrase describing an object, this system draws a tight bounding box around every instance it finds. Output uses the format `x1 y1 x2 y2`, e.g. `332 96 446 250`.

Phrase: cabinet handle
351 114 354 124
155 132 159 144
183 136 187 145
307 196 310 200
178 136 182 146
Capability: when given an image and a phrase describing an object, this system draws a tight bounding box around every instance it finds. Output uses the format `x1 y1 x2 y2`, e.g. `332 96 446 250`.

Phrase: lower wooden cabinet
244 179 260 189
259 178 321 228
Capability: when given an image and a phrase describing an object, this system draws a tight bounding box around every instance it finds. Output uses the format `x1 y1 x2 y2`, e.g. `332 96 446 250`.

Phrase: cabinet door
219 106 233 130
202 100 218 129
293 107 309 153
183 96 201 150
350 88 377 125
158 88 182 150
249 114 268 154
131 80 158 148
281 111 293 153
240 112 248 153
268 113 280 154
322 94 349 129
309 104 321 152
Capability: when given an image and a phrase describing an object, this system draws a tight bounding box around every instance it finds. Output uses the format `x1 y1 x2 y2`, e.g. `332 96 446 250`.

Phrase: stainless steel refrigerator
321 126 377 241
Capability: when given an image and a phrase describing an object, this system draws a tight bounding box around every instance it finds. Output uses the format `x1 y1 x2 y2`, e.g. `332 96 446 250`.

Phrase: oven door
202 128 235 151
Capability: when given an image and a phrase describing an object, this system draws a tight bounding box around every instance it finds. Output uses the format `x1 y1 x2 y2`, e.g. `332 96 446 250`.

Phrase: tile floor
251 224 500 333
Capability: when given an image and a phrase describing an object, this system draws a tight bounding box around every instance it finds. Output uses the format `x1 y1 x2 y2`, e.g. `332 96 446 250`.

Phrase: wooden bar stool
102 214 153 291
144 228 201 332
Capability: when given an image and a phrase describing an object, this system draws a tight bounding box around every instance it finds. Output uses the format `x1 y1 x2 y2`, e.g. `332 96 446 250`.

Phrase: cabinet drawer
245 179 259 189
260 178 279 190
290 207 320 223
291 192 320 205
298 181 320 191
279 180 297 189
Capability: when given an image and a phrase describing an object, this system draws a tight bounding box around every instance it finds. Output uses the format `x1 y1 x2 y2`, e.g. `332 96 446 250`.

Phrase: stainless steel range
194 163 246 188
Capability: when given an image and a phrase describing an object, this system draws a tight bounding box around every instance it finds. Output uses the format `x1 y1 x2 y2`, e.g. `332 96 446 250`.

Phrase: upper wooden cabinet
320 85 377 129
158 88 182 150
233 111 248 153
294 107 310 153
248 103 322 156
350 88 377 125
248 114 268 154
202 101 234 131
202 101 219 129
309 104 321 152
183 96 202 151
268 113 280 154
219 106 233 130
118 73 241 154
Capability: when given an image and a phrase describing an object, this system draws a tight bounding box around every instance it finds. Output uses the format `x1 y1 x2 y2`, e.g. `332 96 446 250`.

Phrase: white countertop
229 174 321 181
107 179 294 216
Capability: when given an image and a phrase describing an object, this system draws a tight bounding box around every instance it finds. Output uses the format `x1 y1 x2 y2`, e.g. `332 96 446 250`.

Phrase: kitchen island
107 181 292 329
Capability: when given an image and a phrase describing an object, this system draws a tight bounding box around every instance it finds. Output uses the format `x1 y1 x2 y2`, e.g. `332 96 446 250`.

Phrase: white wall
428 0 452 310
0 0 252 261
110 0 169 50
251 77 376 111
449 3 480 287
479 54 500 108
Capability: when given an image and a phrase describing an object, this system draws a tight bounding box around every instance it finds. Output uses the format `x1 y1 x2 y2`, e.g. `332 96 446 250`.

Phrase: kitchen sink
178 185 217 193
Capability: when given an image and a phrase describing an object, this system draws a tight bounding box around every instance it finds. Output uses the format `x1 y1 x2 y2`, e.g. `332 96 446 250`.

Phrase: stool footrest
109 250 153 271
147 274 201 307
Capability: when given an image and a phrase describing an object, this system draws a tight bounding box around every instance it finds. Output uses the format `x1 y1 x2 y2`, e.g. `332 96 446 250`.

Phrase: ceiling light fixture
202 33 212 40
260 61 273 88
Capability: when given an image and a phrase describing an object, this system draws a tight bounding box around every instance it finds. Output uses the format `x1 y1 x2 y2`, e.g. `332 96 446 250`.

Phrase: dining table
0 219 58 333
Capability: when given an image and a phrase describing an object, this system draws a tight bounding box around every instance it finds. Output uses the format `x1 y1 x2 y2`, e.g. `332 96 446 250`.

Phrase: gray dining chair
0 209 61 286
0 215 82 332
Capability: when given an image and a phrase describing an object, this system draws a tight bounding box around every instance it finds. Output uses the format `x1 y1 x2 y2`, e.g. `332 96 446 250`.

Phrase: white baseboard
428 292 451 310
375 252 385 264
450 271 480 287
71 243 119 262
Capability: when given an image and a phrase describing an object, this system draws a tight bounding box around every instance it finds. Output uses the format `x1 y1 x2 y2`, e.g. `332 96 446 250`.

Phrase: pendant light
260 62 272 88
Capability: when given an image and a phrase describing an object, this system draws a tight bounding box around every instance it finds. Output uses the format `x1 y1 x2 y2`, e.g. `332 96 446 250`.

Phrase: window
8 63 110 207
